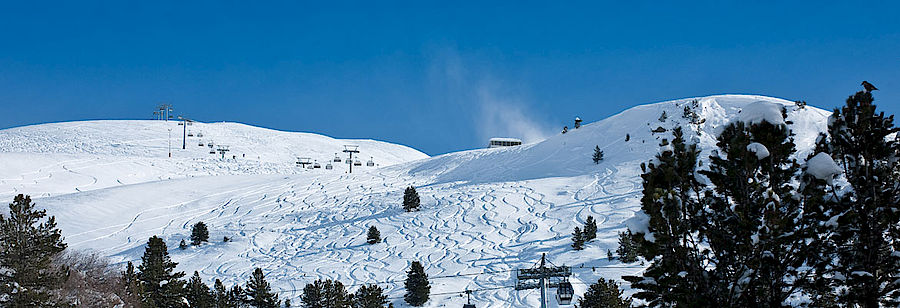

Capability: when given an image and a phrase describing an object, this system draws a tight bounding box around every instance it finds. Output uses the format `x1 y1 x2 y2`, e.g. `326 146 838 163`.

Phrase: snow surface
0 120 428 200
1 95 834 307
737 101 787 126
806 152 842 182
747 142 770 160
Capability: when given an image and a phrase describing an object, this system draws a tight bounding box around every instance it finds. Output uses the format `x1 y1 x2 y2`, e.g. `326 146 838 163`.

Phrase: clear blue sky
1 1 898 155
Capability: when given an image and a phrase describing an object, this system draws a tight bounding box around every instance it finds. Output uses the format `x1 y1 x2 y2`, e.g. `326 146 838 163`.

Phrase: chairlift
197 132 203 138
463 289 475 308
556 281 574 305
209 150 216 154
199 142 205 147
353 160 362 166
313 160 321 169
325 163 333 170
187 132 194 137
333 153 342 162
345 158 352 164
366 157 375 167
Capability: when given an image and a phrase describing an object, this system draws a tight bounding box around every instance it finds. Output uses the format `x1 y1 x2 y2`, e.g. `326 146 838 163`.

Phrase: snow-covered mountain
6 95 832 307
0 120 428 199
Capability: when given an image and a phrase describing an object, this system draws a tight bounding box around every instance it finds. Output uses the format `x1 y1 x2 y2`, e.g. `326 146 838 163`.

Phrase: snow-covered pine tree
583 215 597 241
244 268 280 308
623 127 712 306
191 221 210 245
186 271 214 308
403 186 421 212
823 90 900 307
137 235 186 307
404 261 430 306
592 146 604 164
0 194 68 307
571 226 585 250
353 284 388 308
367 225 381 244
699 108 817 306
579 278 632 308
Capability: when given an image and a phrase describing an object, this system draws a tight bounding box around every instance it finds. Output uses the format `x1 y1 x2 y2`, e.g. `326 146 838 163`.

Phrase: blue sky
1 1 898 155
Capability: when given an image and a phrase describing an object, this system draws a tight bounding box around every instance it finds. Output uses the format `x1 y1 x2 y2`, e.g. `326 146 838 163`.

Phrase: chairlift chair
187 132 194 137
556 281 574 305
209 150 216 154
345 159 352 164
197 132 203 138
199 142 205 147
313 160 321 169
353 160 362 166
333 154 341 162
325 163 333 170
366 157 375 167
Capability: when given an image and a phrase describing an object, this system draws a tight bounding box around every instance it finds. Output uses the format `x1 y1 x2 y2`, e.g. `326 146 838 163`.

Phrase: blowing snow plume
476 85 551 144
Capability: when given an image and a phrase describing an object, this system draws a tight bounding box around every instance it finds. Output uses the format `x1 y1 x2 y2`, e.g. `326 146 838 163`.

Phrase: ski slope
0 120 428 200
16 95 831 307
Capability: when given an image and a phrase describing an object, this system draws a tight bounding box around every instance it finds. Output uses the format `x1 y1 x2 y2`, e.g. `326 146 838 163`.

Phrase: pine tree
607 249 614 261
823 90 900 307
137 235 186 307
213 279 233 308
123 261 142 301
244 268 279 308
301 279 350 308
699 113 817 306
583 216 597 241
626 133 630 142
180 239 188 250
623 126 712 306
352 284 388 308
403 186 421 212
186 271 214 308
592 145 604 164
659 111 668 122
284 299 291 308
615 231 638 263
404 261 430 306
366 226 381 244
571 226 585 250
228 285 246 307
192 221 210 245
0 194 68 307
579 278 632 308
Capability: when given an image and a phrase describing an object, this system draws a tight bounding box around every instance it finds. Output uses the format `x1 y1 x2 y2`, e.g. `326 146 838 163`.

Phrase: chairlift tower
156 104 173 121
178 116 193 150
342 145 360 173
167 128 172 158
516 253 571 308
216 146 230 159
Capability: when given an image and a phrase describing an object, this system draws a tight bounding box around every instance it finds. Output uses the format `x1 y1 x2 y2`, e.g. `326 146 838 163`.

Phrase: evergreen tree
403 261 430 306
352 284 387 308
571 226 585 250
180 239 188 250
284 299 291 308
123 261 142 301
823 90 900 307
583 216 597 241
0 194 68 307
192 221 210 245
186 271 214 308
700 113 817 306
659 111 668 122
244 268 280 308
626 133 630 142
137 235 186 307
402 186 421 212
366 226 381 244
615 231 638 263
579 278 632 308
592 146 604 164
623 127 711 306
301 279 350 308
228 285 246 307
213 279 233 308
607 249 614 261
